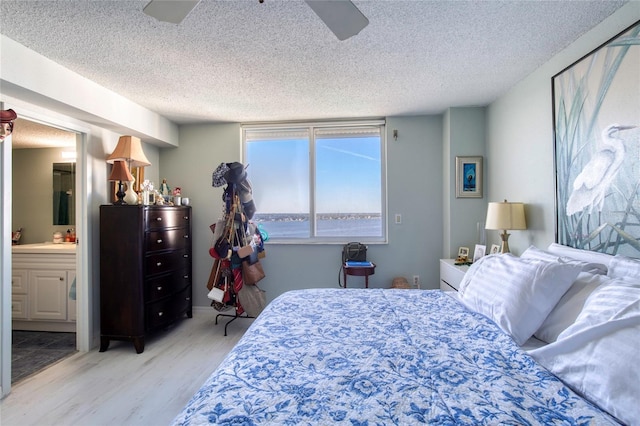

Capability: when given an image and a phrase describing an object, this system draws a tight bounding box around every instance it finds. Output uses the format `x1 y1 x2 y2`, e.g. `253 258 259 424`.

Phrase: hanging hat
1 109 17 123
212 162 230 187
224 162 247 184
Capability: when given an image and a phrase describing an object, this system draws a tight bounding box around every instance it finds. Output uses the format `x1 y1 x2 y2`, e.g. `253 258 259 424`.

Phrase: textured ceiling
0 0 627 131
10 119 76 149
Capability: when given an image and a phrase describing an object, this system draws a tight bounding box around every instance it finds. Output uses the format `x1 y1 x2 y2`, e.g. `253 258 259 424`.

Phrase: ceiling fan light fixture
305 0 369 41
143 0 201 24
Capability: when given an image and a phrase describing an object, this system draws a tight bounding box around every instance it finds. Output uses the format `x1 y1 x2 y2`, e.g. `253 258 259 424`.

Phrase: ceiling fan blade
305 0 369 41
143 0 201 24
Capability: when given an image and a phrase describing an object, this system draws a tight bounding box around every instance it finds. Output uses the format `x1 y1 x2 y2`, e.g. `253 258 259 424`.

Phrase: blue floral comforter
173 289 618 425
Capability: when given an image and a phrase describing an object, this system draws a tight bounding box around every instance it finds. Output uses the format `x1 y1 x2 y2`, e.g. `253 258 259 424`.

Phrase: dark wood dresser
99 204 192 353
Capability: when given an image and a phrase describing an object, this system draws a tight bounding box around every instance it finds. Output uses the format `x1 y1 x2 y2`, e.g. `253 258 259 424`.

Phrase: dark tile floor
12 331 77 384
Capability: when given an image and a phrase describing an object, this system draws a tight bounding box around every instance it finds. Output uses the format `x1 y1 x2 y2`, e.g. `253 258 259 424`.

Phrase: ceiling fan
143 0 369 41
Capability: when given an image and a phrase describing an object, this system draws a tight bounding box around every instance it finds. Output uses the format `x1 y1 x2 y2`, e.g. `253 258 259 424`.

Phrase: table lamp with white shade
485 200 527 253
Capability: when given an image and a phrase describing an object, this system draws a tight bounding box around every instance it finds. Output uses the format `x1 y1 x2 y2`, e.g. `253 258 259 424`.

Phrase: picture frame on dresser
455 156 483 198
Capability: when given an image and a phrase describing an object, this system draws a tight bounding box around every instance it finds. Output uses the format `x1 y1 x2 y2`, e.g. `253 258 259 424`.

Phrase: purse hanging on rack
235 197 255 259
214 203 236 259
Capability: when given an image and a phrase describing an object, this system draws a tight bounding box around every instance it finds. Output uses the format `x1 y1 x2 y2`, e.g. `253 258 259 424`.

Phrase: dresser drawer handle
59 277 64 281
183 254 189 258
158 311 163 317
156 217 162 221
184 216 189 220
186 297 191 301
157 239 163 243
156 262 162 267
184 235 189 239
157 286 163 291
183 274 189 279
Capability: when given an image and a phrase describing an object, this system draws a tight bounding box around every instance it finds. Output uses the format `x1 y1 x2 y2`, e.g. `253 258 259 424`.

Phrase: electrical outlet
413 275 419 288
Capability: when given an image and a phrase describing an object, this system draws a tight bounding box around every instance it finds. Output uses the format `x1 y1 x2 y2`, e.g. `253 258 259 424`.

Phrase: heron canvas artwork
553 20 640 257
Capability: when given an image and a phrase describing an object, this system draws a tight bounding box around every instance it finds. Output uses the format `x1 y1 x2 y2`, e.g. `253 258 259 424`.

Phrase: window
243 120 386 243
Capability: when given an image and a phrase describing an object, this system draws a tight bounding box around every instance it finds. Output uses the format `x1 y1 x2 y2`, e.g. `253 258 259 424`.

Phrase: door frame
0 103 91 397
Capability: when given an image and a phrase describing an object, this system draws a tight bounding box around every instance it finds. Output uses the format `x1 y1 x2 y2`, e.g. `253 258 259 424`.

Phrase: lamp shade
485 200 527 230
107 136 151 167
108 160 134 182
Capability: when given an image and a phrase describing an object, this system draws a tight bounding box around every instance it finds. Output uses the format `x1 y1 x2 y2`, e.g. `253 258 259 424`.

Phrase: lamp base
500 230 511 253
114 181 126 205
123 179 138 205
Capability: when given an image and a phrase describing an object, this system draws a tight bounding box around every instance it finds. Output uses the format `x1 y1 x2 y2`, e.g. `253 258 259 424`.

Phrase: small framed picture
490 244 501 254
473 244 486 263
455 156 483 198
456 247 469 264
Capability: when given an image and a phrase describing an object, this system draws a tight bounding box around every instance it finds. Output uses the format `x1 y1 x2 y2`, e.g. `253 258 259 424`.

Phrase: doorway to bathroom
10 117 79 382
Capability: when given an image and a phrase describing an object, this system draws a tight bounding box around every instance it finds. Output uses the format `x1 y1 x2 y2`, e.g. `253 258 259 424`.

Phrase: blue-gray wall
159 116 448 306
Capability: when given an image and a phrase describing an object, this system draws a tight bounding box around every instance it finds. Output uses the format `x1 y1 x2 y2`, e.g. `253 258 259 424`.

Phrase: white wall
0 35 172 396
485 3 640 253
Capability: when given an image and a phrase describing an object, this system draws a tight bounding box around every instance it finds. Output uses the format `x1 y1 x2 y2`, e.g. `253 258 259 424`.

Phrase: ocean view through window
243 121 386 243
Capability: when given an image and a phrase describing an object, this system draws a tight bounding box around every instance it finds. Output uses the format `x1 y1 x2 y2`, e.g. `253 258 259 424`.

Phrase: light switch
395 214 402 224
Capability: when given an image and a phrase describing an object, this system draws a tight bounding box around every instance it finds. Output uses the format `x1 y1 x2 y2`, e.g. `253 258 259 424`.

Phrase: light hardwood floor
1 309 252 426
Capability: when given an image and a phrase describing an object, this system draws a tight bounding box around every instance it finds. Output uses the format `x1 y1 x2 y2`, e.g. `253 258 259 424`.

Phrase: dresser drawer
146 229 190 252
146 298 174 329
145 249 190 276
173 285 192 316
145 208 191 230
146 273 175 302
146 269 192 302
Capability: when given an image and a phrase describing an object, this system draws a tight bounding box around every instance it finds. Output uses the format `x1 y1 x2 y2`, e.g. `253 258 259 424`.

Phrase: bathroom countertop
12 242 77 254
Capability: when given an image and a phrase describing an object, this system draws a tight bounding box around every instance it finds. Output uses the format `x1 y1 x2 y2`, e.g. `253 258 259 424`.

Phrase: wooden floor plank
1 309 252 426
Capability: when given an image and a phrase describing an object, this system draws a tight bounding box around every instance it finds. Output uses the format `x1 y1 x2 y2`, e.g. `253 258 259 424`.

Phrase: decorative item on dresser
99 204 192 354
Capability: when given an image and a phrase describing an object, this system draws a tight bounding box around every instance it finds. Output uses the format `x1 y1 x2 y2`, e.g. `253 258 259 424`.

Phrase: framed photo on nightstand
457 246 469 259
473 244 486 263
490 244 501 254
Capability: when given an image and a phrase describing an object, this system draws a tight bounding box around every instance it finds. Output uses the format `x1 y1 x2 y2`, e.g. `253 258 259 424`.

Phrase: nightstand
439 259 469 292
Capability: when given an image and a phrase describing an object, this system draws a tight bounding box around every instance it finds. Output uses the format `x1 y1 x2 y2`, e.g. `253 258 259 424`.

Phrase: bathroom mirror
53 162 76 225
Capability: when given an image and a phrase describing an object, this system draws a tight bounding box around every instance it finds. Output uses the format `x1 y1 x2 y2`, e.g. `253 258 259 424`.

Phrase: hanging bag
242 258 265 285
237 284 266 317
214 203 236 259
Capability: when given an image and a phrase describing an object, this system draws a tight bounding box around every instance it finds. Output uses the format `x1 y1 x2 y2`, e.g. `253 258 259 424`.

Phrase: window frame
241 120 388 244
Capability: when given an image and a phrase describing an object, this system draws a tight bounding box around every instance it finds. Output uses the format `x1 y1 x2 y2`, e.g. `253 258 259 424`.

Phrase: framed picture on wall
455 156 483 198
553 20 640 257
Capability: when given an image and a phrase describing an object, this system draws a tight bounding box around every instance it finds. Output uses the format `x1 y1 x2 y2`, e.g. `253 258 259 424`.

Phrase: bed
173 244 639 425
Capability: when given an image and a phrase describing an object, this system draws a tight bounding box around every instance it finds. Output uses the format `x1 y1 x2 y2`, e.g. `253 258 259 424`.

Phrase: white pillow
557 278 640 339
533 272 610 343
530 279 640 425
546 243 614 268
521 245 607 275
458 254 581 345
607 254 640 280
